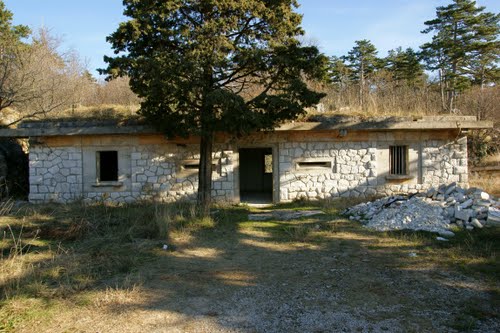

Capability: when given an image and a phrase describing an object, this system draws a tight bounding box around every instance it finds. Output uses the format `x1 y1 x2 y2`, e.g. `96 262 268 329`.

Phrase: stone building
0 116 492 204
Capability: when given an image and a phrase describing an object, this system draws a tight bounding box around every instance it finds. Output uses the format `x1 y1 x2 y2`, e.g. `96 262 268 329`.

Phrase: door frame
234 144 279 204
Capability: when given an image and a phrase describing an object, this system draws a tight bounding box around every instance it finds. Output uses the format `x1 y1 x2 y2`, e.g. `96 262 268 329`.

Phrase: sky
4 0 500 77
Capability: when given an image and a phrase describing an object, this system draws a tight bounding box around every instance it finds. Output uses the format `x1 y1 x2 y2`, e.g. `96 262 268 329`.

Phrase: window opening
97 151 118 182
389 146 408 175
182 162 200 170
297 161 332 170
180 160 218 173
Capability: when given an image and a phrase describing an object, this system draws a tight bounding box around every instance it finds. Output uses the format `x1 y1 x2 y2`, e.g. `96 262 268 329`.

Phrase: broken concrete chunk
487 207 500 226
475 200 492 207
459 199 473 209
343 184 498 236
439 230 455 237
470 218 483 229
426 187 437 198
438 184 447 194
454 192 466 202
445 182 457 196
479 192 490 200
455 208 472 222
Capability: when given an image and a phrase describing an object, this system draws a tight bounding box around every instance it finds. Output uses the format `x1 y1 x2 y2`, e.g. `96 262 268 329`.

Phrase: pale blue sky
5 0 499 76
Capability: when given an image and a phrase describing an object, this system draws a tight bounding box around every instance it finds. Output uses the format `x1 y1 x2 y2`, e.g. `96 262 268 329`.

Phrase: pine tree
343 40 379 111
328 56 351 89
385 47 425 87
103 0 327 215
421 0 499 112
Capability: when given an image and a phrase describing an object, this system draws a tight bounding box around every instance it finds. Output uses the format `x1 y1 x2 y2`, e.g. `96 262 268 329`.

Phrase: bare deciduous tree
1 28 88 125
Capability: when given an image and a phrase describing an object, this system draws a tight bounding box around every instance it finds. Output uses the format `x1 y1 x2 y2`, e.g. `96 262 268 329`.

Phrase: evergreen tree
0 0 31 112
343 40 379 110
327 56 351 89
468 10 500 87
103 0 327 215
385 47 425 87
0 1 30 41
421 0 499 112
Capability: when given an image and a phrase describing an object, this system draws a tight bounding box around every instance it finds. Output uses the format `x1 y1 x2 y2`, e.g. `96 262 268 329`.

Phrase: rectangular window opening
389 145 408 176
180 160 218 172
97 151 118 182
297 161 332 170
183 163 200 170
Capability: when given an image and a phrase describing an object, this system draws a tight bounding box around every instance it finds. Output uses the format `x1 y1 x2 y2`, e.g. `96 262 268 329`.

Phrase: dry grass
46 104 141 121
0 200 498 332
482 154 500 165
469 172 500 197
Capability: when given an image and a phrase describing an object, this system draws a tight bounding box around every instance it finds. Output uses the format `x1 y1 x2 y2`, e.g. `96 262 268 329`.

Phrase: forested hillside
0 0 498 161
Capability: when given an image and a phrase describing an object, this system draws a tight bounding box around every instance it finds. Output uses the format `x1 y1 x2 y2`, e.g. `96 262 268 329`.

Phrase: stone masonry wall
28 134 468 204
422 137 468 185
278 141 378 201
29 142 234 204
84 144 234 203
278 137 468 202
29 147 83 202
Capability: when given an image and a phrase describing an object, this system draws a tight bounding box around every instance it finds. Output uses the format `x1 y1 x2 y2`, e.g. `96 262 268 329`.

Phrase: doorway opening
239 148 273 204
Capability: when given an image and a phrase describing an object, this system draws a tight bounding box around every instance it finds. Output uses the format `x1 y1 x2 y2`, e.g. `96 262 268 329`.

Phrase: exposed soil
3 204 499 333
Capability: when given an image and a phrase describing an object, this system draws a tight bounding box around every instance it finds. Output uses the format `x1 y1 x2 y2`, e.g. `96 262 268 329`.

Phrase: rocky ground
343 182 500 238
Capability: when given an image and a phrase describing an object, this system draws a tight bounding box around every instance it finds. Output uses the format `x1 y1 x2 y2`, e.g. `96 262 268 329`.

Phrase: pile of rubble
343 182 499 237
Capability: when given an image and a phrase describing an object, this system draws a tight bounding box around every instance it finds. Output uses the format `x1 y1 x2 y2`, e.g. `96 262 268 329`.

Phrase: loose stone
470 218 483 229
343 184 498 236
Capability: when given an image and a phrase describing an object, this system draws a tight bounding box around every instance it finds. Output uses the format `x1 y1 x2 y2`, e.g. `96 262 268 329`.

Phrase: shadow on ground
0 201 499 333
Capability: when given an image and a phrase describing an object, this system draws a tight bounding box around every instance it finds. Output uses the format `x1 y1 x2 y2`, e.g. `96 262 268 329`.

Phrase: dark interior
99 151 118 181
239 148 273 203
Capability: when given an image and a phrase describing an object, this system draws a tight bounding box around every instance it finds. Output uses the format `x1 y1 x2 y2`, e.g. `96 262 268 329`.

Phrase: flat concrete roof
0 116 493 138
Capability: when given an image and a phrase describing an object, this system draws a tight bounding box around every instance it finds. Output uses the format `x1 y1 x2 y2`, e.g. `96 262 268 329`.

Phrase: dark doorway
239 148 273 203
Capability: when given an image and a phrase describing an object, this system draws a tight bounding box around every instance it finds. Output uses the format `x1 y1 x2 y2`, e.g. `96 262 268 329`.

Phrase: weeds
283 224 311 242
0 224 40 300
0 201 210 307
0 200 14 216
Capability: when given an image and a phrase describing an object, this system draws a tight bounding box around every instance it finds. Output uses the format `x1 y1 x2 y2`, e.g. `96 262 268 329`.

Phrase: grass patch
0 200 212 331
0 198 498 332
469 171 500 197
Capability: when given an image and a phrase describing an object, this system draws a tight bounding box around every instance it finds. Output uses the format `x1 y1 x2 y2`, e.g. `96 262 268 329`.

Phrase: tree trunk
439 69 446 112
360 61 365 111
197 130 213 217
448 22 458 114
447 89 454 114
448 63 457 113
